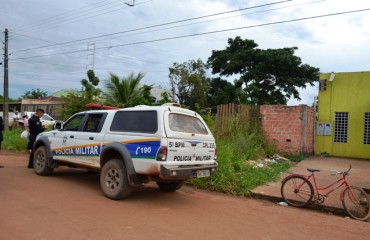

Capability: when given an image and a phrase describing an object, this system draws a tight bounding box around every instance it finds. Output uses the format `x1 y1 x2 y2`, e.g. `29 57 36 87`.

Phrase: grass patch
188 136 291 196
2 128 28 152
188 115 291 196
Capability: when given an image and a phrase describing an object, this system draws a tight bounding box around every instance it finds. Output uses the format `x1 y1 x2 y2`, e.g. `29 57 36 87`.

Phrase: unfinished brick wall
260 105 314 155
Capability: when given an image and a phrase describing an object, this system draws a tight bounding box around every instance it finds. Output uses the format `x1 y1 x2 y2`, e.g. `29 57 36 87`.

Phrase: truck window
83 114 104 132
110 111 158 133
169 113 208 135
63 115 85 131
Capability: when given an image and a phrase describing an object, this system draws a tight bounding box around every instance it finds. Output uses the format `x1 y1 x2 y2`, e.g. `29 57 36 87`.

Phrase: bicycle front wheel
342 186 370 221
281 175 314 208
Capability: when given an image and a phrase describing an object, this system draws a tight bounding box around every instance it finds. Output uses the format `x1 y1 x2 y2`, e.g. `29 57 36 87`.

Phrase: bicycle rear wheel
281 175 314 208
342 186 370 221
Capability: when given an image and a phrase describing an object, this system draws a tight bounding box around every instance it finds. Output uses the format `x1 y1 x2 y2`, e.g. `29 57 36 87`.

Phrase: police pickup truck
33 104 218 200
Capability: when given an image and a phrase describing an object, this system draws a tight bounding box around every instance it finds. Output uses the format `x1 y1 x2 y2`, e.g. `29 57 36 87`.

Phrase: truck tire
100 159 132 200
156 181 184 192
34 146 54 176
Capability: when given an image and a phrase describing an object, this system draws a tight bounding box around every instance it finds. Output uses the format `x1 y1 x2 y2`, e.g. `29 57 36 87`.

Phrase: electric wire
63 0 327 49
11 0 292 54
10 7 370 61
11 0 326 54
17 0 154 35
12 0 123 32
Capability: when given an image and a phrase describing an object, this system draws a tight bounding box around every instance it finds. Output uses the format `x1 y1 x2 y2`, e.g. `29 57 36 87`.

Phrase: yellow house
315 71 370 159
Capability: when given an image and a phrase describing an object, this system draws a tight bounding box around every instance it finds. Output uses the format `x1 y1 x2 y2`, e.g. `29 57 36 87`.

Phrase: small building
21 97 64 120
315 71 370 159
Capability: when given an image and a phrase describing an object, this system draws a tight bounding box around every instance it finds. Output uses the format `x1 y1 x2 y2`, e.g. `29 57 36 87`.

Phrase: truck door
74 113 107 168
51 114 86 163
164 111 216 171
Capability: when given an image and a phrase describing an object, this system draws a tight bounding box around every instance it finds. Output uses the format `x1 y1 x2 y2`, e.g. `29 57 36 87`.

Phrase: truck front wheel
34 146 54 176
100 159 132 200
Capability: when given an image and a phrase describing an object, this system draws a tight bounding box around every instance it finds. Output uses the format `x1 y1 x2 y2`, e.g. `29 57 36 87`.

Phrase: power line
9 32 56 44
107 54 172 66
10 7 370 61
12 0 119 32
17 0 154 35
8 31 87 59
69 0 327 49
11 0 292 55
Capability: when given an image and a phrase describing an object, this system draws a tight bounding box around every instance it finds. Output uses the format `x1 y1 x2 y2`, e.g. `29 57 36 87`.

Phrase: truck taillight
214 148 218 160
156 146 167 161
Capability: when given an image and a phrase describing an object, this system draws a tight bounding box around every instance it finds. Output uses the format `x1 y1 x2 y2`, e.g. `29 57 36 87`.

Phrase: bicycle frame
290 172 354 202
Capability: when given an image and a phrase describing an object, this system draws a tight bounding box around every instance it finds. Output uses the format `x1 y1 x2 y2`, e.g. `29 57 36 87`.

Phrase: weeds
2 128 28 152
188 115 291 196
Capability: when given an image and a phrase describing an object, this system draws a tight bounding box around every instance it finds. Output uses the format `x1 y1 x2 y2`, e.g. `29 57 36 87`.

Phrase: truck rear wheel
100 159 132 200
156 181 184 192
34 146 54 176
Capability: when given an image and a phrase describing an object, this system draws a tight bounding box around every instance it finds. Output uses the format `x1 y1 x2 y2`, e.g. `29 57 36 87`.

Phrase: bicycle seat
307 168 320 172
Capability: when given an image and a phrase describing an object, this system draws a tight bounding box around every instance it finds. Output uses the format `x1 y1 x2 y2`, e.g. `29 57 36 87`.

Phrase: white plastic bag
21 130 30 140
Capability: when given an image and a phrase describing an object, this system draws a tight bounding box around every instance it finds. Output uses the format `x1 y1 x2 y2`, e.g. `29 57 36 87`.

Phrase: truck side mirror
54 122 63 130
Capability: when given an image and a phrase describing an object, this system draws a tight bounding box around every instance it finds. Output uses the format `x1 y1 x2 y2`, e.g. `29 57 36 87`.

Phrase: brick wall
260 105 314 155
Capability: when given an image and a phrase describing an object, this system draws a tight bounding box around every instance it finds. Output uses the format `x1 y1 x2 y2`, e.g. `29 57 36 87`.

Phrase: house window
334 112 348 143
364 113 370 144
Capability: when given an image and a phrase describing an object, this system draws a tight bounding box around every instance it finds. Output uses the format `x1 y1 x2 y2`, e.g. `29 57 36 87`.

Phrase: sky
0 0 370 106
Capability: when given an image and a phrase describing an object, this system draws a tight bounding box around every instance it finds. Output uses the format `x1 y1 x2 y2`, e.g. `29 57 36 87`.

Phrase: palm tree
104 72 145 107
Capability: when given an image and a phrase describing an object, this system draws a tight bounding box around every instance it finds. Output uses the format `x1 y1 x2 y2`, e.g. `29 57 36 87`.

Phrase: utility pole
3 28 9 130
86 43 95 70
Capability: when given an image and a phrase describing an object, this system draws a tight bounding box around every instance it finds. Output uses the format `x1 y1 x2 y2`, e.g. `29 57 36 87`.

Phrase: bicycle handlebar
329 165 351 176
330 170 341 176
346 165 352 173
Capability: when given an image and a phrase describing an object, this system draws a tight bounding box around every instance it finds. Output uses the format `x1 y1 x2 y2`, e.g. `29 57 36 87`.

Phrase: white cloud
0 0 369 106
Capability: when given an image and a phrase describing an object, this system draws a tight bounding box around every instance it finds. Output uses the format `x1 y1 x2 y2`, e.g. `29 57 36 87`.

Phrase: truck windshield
169 113 208 135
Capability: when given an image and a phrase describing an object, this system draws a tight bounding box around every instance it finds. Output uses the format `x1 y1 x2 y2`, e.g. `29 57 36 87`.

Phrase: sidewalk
251 156 370 217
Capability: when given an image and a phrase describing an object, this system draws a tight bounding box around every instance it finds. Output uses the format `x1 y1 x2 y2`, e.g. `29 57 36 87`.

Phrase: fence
215 104 314 155
215 103 260 138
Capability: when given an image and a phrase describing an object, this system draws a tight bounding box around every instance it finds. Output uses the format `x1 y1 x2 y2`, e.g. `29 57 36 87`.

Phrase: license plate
196 170 210 178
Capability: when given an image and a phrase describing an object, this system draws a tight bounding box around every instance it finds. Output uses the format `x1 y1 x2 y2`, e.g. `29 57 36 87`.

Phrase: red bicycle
280 165 370 221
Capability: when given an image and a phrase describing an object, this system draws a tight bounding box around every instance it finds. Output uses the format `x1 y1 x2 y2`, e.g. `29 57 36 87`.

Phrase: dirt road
0 152 368 240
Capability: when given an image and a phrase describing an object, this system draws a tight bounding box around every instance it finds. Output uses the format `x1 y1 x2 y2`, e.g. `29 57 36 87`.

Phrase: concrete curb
250 191 348 217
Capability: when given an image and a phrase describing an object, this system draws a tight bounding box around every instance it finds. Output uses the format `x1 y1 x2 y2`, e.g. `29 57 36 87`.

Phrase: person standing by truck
27 109 46 168
0 116 4 150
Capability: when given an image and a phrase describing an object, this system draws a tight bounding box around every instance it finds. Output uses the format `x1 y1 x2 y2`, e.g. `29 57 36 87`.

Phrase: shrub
2 128 28 152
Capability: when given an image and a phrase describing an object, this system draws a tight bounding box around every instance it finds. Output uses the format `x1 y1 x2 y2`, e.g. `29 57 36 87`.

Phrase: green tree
104 72 146 107
207 77 239 106
22 88 48 99
141 84 155 105
132 84 155 106
60 90 91 118
61 70 101 118
0 95 21 102
208 37 320 105
155 91 173 105
81 69 101 100
169 59 209 109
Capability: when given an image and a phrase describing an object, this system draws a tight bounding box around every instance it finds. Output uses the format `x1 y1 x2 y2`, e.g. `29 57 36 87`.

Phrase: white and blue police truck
33 103 218 200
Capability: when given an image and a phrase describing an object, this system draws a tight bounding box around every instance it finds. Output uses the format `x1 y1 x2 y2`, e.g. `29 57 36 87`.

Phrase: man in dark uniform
0 116 4 150
0 116 4 168
28 109 46 168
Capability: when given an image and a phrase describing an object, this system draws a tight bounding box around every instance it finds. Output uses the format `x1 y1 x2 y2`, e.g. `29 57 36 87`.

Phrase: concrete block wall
260 105 314 155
